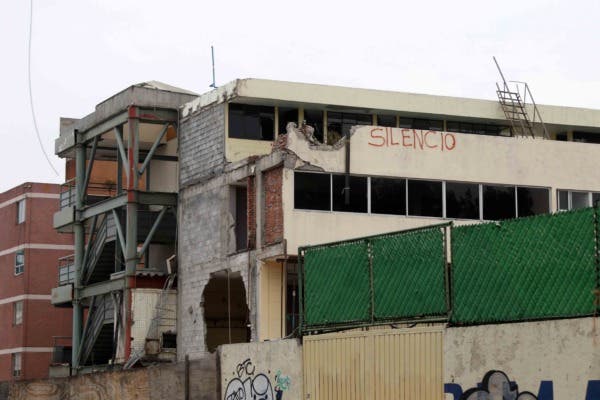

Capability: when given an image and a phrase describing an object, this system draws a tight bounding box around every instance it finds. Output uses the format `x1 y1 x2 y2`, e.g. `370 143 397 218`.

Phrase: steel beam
72 141 86 370
136 108 179 124
81 215 98 273
79 194 127 221
81 136 99 203
139 123 169 175
79 111 129 144
138 191 178 207
79 278 126 299
114 126 129 182
137 206 168 257
112 210 127 260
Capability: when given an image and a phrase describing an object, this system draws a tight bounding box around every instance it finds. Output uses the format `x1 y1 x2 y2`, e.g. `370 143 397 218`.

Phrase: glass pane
371 177 406 215
332 175 367 213
407 180 443 217
571 192 590 209
228 103 274 140
294 172 330 211
446 182 479 219
517 187 550 217
304 109 324 143
593 193 600 207
483 185 516 220
558 190 569 211
377 115 396 128
278 107 298 134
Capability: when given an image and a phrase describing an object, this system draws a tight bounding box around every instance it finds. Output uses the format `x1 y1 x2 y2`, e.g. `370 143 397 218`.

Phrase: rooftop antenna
209 45 217 89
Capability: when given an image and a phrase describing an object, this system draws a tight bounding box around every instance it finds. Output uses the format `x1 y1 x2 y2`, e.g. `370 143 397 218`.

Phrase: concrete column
71 137 85 370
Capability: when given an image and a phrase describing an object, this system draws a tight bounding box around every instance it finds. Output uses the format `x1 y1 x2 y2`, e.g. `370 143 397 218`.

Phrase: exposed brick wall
247 176 256 249
263 167 283 245
179 103 226 188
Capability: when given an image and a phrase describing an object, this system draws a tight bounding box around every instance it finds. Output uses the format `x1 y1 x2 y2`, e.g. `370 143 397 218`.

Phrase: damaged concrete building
177 78 600 360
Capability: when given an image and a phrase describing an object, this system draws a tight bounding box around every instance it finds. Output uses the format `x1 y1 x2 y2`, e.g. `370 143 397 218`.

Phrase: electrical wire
28 0 59 176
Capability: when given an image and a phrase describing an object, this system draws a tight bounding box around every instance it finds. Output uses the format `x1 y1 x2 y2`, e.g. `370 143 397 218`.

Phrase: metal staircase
494 57 549 139
78 294 116 366
123 272 177 369
81 213 119 285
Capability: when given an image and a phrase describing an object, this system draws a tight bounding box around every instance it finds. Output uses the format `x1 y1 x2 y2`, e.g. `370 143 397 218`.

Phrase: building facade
0 183 73 381
176 78 600 360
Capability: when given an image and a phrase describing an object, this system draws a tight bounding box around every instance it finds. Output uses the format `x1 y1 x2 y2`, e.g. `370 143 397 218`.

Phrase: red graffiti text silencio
368 127 456 151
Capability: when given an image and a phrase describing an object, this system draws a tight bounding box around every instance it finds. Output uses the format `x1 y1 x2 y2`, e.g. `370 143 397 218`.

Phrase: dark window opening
517 187 550 217
556 133 568 141
558 190 569 211
234 187 248 251
203 272 250 353
407 180 443 217
483 185 516 220
327 112 372 144
573 131 600 144
447 121 505 136
371 177 406 215
161 332 177 349
571 191 590 209
228 103 274 140
304 109 324 143
294 172 331 211
278 107 298 135
399 118 443 131
377 114 397 128
285 262 299 336
446 182 479 219
332 174 368 213
593 193 600 207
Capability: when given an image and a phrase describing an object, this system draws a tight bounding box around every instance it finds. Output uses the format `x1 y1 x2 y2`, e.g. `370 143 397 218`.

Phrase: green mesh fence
372 227 447 320
303 239 371 326
451 207 598 324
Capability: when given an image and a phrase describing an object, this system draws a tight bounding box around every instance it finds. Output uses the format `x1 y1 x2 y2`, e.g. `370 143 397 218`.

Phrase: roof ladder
494 57 549 139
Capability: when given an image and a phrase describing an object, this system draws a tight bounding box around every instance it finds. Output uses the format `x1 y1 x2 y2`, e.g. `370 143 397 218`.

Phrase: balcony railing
59 179 118 209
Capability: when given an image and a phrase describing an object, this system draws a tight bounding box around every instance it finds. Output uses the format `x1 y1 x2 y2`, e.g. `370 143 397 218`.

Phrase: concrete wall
283 125 600 252
179 103 226 188
443 318 600 400
7 357 217 400
219 339 302 400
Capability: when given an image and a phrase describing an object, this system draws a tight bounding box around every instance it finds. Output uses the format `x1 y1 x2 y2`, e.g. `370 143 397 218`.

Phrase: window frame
13 301 23 325
16 199 26 224
227 103 275 141
12 353 21 378
15 250 24 275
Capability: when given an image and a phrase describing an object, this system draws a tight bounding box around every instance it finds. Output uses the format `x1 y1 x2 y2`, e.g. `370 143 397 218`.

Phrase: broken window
407 180 443 217
12 353 21 378
203 271 250 353
285 262 299 335
446 182 479 219
294 172 331 211
278 107 298 135
371 177 406 215
332 174 367 213
376 114 397 128
483 185 516 220
303 109 324 143
327 112 372 143
228 103 274 141
517 187 550 217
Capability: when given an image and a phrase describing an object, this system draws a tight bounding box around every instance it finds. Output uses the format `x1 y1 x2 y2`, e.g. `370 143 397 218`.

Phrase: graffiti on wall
224 358 291 400
459 370 537 400
368 127 457 151
444 370 600 400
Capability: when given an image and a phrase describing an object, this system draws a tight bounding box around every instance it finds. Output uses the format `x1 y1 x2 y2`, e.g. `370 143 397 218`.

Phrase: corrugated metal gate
303 327 443 400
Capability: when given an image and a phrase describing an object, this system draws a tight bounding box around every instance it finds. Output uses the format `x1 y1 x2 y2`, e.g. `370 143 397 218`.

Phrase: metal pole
123 106 139 361
72 136 85 371
210 46 217 89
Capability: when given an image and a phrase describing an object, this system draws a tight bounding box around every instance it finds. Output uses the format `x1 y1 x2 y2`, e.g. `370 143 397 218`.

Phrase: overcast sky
1 0 599 192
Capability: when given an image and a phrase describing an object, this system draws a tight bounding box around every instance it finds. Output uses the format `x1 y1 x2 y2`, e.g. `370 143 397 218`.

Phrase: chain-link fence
299 207 600 332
